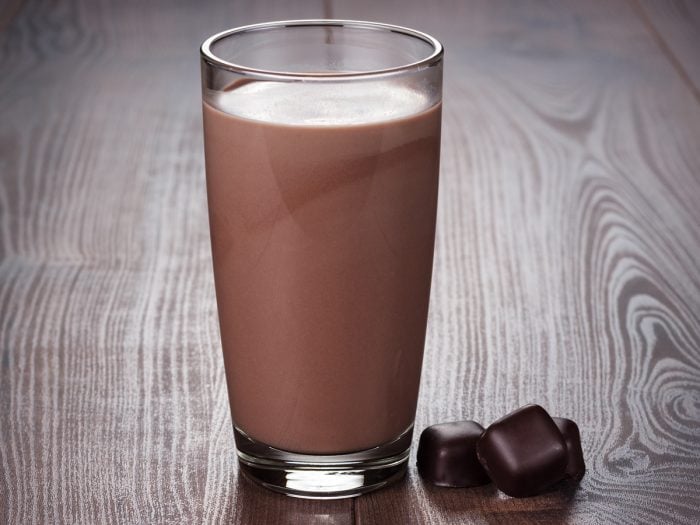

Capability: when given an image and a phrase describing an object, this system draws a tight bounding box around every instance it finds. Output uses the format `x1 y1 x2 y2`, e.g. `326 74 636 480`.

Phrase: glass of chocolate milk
200 20 443 498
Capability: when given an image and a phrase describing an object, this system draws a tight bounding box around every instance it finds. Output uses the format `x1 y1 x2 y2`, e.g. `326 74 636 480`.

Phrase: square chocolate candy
553 417 586 481
417 421 491 488
476 405 567 497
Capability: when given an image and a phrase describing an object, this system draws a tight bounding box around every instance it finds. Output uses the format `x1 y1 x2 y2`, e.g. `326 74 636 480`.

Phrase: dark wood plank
636 0 700 98
0 0 352 523
324 0 700 523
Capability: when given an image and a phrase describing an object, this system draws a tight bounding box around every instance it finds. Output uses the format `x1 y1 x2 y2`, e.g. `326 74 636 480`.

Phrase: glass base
234 426 412 499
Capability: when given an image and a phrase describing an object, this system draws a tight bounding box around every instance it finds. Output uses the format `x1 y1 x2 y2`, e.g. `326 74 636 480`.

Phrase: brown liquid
203 86 441 454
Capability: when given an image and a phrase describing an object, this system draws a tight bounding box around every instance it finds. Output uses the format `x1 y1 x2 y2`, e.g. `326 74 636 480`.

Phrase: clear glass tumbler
200 20 443 499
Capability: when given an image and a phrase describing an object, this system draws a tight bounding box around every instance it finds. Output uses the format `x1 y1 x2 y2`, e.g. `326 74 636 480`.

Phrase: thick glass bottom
234 426 412 499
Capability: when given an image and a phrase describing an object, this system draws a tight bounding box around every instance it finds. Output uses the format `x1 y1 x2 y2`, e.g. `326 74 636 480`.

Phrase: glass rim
200 19 444 82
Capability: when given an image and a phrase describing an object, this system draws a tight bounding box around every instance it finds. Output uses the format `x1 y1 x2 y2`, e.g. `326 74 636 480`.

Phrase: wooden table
2 0 699 523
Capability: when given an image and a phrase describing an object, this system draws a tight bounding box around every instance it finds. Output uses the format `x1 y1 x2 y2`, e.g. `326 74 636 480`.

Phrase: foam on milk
208 81 432 126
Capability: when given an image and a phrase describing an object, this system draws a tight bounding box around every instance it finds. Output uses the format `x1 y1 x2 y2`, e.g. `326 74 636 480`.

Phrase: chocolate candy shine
417 421 491 487
553 417 586 481
476 405 567 498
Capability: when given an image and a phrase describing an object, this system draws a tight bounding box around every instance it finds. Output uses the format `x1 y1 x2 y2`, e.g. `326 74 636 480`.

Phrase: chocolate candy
476 405 567 498
417 421 491 487
553 417 586 481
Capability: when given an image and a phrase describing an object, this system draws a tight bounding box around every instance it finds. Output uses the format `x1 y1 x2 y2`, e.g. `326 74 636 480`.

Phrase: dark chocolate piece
476 404 567 498
417 421 491 487
553 417 586 481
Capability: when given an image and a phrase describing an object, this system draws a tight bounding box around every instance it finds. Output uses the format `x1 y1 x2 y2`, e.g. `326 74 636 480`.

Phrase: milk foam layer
208 81 432 125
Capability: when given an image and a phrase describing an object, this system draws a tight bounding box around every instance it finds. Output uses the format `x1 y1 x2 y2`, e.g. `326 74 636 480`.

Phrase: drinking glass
201 19 443 498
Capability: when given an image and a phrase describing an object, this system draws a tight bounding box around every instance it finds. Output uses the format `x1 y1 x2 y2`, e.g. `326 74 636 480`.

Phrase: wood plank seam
630 0 700 104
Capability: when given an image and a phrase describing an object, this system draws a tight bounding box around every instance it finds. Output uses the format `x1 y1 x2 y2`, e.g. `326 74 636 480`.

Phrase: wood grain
2 0 700 524
636 0 700 99
0 0 351 523
335 0 700 523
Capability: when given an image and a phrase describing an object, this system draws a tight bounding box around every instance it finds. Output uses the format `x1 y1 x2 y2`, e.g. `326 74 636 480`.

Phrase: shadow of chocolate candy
417 421 490 488
476 405 567 498
553 417 586 481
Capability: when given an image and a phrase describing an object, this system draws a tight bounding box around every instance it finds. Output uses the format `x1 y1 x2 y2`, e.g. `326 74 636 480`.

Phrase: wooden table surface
2 0 700 523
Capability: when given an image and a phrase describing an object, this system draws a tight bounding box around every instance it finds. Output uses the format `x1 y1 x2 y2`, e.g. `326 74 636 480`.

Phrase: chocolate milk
203 81 441 454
